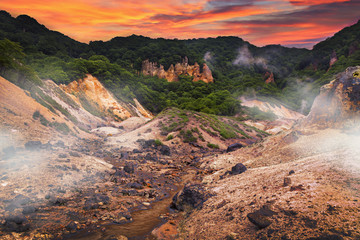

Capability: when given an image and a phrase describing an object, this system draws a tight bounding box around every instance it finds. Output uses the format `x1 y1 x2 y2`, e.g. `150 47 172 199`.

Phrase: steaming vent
301 66 360 129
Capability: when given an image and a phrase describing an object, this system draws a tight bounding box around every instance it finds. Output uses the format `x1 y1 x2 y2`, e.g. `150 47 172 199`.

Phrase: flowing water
65 183 181 240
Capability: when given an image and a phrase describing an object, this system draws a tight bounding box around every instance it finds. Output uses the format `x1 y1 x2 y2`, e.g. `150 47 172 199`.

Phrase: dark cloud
150 4 252 22
207 0 257 7
224 0 359 26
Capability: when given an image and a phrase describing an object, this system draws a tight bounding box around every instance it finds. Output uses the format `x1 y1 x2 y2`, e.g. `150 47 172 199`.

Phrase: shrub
50 122 71 135
180 130 197 143
39 115 49 126
207 143 219 149
32 110 40 119
166 135 174 141
154 139 163 146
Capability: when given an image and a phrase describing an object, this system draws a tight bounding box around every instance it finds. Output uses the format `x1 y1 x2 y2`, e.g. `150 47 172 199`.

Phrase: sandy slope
0 77 85 145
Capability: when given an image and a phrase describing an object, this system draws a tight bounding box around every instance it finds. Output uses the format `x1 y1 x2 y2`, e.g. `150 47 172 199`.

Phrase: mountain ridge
0 9 359 116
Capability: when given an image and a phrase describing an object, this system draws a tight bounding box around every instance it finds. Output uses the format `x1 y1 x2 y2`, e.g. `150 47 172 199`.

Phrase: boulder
230 163 247 175
226 143 243 152
4 214 30 232
247 205 277 229
123 162 135 174
24 141 42 150
159 145 171 156
171 184 212 211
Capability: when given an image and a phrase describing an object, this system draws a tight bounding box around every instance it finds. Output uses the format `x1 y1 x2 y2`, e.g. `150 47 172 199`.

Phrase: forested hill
0 10 359 115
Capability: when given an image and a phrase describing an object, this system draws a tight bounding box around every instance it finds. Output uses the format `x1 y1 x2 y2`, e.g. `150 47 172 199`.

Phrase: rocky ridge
60 74 153 122
142 57 214 83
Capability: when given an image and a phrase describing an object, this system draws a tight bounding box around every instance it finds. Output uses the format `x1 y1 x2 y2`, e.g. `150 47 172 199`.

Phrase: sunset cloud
1 0 359 48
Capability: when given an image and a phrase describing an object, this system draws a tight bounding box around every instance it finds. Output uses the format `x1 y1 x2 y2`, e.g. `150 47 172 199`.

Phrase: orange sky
2 0 359 48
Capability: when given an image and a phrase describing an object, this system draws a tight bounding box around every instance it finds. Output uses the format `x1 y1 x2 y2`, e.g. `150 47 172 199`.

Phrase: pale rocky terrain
171 67 360 240
240 97 305 135
1 67 359 240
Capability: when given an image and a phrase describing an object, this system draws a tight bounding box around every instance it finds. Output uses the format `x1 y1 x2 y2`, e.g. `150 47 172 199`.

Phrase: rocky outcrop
142 57 214 83
264 71 275 84
61 75 132 121
60 75 152 122
41 80 106 129
301 66 360 128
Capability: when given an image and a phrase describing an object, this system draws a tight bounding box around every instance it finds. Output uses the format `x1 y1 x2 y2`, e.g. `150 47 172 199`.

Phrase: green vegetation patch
207 143 219 149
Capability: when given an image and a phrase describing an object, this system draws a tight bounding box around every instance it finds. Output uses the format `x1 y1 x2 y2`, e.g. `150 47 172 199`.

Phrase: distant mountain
312 19 360 72
0 10 89 57
0 9 359 115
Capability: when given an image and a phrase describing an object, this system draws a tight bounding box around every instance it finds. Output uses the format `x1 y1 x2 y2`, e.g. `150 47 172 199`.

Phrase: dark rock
133 149 141 153
55 140 65 148
4 214 30 232
22 206 36 214
159 145 171 156
41 142 53 150
69 151 81 157
145 153 157 161
159 159 169 165
171 184 212 211
230 163 247 175
84 194 110 210
121 152 129 160
113 212 132 224
247 205 276 229
306 234 343 240
290 185 305 191
247 212 272 229
141 139 156 149
111 169 129 183
49 196 67 206
189 142 202 148
71 164 79 171
127 182 144 189
66 221 78 231
258 205 277 217
121 189 138 196
303 217 317 229
283 210 298 216
283 177 291 186
5 195 31 211
124 162 135 174
226 143 243 152
289 170 295 175
24 141 42 150
58 153 68 158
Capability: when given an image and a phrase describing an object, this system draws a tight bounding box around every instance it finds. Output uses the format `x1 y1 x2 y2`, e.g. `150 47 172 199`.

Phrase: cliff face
60 74 152 121
301 66 360 128
142 57 214 83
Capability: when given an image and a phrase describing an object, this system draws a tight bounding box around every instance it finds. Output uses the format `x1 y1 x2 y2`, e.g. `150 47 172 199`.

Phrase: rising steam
233 45 268 70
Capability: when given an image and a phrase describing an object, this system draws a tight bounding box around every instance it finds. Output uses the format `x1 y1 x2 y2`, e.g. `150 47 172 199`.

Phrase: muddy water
65 173 193 240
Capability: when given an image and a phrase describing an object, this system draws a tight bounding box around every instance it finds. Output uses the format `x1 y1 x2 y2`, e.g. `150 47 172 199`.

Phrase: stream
64 171 196 240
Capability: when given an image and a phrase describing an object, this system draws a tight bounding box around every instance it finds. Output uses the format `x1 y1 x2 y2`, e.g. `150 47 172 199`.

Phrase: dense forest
1 10 359 116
